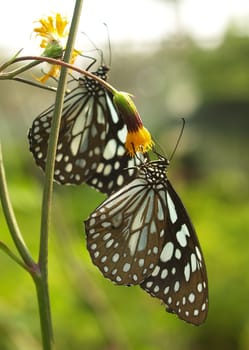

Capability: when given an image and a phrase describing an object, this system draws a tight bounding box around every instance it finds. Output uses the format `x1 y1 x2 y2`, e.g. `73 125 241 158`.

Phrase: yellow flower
113 91 154 156
34 13 69 49
34 13 81 83
125 125 153 156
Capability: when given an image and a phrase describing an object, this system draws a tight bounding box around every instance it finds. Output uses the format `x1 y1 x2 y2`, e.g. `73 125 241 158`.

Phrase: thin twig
1 55 117 95
0 142 36 269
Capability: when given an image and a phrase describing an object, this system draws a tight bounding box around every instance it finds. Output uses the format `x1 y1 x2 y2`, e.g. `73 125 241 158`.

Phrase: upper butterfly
84 154 208 325
28 62 140 195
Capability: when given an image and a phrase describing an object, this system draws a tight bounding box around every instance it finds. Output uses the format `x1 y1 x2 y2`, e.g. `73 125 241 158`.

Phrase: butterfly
28 60 142 195
84 154 208 325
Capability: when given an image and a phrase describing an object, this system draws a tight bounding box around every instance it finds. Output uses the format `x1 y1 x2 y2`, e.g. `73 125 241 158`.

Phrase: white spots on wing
193 309 199 316
161 268 168 279
164 286 170 295
117 145 124 156
103 164 112 176
195 246 202 261
90 243 97 250
94 146 101 155
150 220 157 234
70 134 81 155
151 265 160 277
116 174 124 187
137 228 148 252
197 283 203 293
128 232 140 256
138 259 145 267
201 302 207 311
117 126 127 143
167 192 177 223
65 163 73 173
103 266 109 273
75 174 81 181
103 139 117 160
56 153 63 162
112 253 120 263
101 256 107 263
114 161 120 170
123 263 131 272
153 285 160 293
188 292 195 303
174 281 180 292
176 224 190 247
133 274 138 282
156 195 165 221
160 242 174 262
153 246 158 254
103 233 111 240
91 178 98 185
116 276 122 283
106 93 119 123
105 238 114 248
175 248 182 260
184 262 191 282
146 281 153 288
89 218 96 226
171 267 176 275
191 253 197 272
96 162 104 173
94 251 100 258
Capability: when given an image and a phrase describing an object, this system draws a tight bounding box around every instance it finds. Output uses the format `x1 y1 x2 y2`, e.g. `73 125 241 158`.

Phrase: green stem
0 60 41 78
0 241 30 272
36 1 84 349
0 142 35 269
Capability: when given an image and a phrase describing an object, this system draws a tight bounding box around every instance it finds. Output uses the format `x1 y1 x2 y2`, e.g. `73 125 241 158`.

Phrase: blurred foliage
0 24 249 350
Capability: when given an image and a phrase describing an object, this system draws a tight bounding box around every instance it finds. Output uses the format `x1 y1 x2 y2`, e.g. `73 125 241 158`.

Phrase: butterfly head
94 64 110 81
139 155 169 185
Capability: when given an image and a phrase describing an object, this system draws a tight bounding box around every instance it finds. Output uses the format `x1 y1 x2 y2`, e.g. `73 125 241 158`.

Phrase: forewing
84 90 145 194
140 181 208 325
85 178 167 285
28 86 142 194
28 85 106 182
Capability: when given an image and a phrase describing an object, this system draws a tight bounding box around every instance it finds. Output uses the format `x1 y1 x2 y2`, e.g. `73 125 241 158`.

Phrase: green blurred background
1 3 249 350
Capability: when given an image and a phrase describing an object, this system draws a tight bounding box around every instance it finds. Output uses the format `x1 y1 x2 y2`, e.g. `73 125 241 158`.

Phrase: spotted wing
28 76 140 195
140 181 208 325
85 177 167 285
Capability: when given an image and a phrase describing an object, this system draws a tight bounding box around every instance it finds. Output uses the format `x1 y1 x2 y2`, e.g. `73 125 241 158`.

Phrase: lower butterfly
28 61 141 195
84 154 208 325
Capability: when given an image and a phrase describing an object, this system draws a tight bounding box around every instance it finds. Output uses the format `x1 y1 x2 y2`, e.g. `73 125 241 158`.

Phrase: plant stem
36 1 84 349
0 241 30 271
0 142 35 269
1 55 118 95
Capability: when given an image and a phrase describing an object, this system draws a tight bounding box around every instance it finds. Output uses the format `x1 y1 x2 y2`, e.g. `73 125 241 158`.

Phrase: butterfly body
85 155 208 325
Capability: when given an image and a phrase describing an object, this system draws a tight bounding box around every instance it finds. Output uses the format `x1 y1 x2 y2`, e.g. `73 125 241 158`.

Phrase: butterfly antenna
80 31 104 65
169 118 185 161
103 22 112 67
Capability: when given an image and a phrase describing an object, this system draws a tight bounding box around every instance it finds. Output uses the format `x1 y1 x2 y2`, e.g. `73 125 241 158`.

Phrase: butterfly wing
85 177 167 285
140 180 208 325
28 67 141 194
28 84 106 182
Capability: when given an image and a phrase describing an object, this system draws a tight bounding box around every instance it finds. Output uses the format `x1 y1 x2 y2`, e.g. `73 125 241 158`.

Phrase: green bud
113 91 142 131
42 41 63 58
